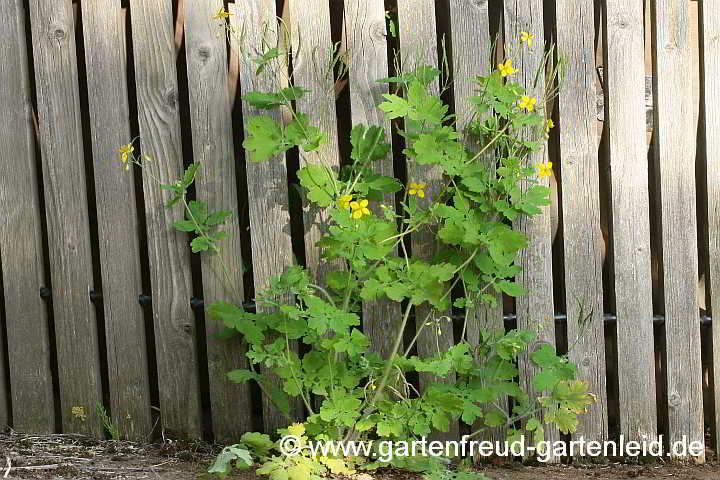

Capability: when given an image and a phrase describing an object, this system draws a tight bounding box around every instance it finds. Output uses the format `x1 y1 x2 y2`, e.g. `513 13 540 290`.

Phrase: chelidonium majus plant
120 11 592 479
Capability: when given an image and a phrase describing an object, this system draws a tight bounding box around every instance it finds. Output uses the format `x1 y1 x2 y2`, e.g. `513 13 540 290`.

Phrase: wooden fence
0 0 718 457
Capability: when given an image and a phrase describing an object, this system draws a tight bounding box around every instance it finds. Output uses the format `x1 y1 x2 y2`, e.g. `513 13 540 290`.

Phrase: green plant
95 403 120 441
122 13 587 479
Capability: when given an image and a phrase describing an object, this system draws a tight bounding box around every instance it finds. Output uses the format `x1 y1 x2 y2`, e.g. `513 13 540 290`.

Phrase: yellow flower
521 31 535 48
337 194 353 210
71 406 87 421
350 199 371 219
535 161 553 178
118 144 134 170
408 182 426 198
497 59 517 77
545 119 554 134
287 423 306 437
212 7 233 20
518 95 537 112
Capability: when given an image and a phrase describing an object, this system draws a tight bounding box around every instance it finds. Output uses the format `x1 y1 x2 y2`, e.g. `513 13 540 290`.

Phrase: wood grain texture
0 0 55 434
286 0 342 284
699 0 720 454
80 0 151 440
343 0 401 359
602 0 657 443
650 0 703 457
503 0 559 459
28 0 103 436
396 0 458 441
129 0 202 439
0 289 8 427
286 0 345 421
447 0 506 444
230 1 299 435
555 0 608 442
449 0 492 132
184 0 251 442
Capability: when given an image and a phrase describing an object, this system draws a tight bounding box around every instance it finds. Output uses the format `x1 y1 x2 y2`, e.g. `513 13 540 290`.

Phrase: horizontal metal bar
53 292 709 326
184 297 714 326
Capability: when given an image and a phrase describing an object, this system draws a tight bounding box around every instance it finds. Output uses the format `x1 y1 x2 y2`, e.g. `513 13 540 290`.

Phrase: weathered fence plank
650 0 704 457
699 0 720 453
503 0 560 459
129 0 202 439
286 0 342 282
230 1 299 435
80 0 152 441
0 287 8 427
343 0 401 359
447 0 507 444
285 0 345 422
28 0 103 436
603 0 657 443
396 0 458 441
555 0 608 442
184 0 251 442
0 0 55 434
449 0 492 133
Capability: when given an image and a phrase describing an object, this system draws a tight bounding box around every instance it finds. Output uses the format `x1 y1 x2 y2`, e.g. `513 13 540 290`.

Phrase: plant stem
283 328 315 416
181 196 240 300
308 284 337 307
403 310 433 357
341 252 355 313
363 301 412 412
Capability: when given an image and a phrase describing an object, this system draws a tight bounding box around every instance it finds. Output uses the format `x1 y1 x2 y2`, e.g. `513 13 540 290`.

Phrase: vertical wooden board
286 0 344 422
603 0 657 443
503 0 559 458
448 0 506 443
555 0 608 442
286 0 342 282
184 0 251 442
699 0 720 453
343 0 401 359
446 4 494 331
80 0 151 440
449 0 492 132
27 0 103 436
129 0 202 439
396 0 458 441
651 0 703 456
0 0 55 434
343 0 389 130
230 2 298 435
0 286 8 427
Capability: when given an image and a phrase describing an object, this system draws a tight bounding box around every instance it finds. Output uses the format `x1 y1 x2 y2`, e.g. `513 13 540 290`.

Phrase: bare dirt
1 432 719 479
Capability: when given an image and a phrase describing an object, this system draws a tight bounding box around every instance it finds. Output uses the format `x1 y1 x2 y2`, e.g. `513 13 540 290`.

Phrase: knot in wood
581 357 591 367
47 23 67 41
370 21 386 40
668 391 681 408
612 16 630 30
663 41 679 52
163 88 178 107
196 46 212 63
182 323 193 334
469 0 488 8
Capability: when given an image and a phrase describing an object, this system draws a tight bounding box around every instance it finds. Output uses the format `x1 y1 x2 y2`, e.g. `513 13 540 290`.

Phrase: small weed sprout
95 403 121 441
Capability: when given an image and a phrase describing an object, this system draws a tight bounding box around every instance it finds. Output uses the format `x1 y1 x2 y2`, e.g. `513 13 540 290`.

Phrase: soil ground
1 432 719 479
